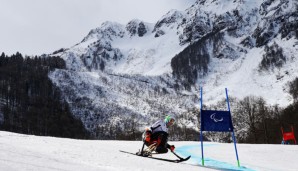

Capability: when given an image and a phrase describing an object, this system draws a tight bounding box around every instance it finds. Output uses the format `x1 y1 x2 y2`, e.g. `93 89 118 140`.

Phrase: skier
140 115 176 156
281 139 290 144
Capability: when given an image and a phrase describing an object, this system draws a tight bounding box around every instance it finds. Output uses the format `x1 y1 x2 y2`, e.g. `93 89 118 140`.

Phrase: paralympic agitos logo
210 113 223 122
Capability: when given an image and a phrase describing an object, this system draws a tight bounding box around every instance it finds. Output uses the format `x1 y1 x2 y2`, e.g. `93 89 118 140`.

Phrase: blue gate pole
225 88 240 167
200 87 204 166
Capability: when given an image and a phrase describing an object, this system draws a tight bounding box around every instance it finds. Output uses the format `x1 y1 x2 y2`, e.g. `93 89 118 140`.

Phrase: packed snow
0 131 297 171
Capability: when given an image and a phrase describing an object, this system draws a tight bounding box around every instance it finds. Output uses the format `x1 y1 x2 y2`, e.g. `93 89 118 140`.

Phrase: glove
169 145 175 152
144 128 152 142
145 128 152 136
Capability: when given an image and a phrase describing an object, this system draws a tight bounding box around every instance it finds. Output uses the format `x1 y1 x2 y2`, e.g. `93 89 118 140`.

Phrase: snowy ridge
49 0 298 135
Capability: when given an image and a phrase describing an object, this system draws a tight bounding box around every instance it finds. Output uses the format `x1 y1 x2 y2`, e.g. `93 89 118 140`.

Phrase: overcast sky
0 0 196 56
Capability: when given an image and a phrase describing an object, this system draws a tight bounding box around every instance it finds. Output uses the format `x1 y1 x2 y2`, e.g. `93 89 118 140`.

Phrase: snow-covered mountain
49 0 298 137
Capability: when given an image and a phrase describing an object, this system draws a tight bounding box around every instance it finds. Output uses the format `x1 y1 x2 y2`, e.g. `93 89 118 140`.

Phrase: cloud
0 0 196 56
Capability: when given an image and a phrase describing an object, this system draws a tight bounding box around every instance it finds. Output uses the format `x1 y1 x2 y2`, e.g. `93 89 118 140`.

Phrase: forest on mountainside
0 52 90 139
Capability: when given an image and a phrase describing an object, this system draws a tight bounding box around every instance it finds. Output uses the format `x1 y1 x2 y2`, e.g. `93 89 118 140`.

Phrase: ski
119 150 191 163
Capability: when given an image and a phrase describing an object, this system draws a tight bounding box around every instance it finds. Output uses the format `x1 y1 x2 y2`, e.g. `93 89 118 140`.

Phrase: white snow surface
112 25 186 75
197 35 298 107
0 131 297 171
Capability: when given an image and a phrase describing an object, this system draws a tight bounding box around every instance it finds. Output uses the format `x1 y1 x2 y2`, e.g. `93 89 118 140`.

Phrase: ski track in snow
0 131 298 171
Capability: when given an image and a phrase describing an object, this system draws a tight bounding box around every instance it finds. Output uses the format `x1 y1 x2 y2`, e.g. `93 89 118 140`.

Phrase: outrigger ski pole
136 141 146 156
140 142 145 155
171 150 191 161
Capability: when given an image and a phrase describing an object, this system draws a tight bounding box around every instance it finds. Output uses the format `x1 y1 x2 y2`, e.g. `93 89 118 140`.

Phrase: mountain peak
153 9 185 33
82 21 125 43
126 19 150 37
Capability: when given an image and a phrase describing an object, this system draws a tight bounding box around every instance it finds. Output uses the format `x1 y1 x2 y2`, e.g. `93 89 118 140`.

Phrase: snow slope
0 131 297 171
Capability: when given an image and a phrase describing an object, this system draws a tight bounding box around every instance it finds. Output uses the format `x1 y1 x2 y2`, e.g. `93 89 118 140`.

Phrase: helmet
164 115 175 125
